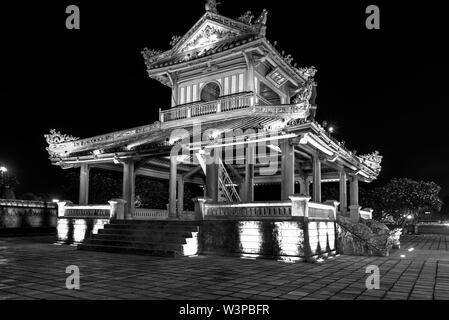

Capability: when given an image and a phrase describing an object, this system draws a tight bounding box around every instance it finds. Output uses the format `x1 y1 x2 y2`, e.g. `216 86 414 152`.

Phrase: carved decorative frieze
181 25 238 52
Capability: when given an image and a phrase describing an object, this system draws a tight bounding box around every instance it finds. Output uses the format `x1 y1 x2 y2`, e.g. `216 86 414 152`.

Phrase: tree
361 178 443 222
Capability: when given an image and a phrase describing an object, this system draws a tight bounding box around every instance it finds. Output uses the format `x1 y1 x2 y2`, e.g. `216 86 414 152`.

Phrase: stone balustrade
194 195 338 221
133 208 169 220
57 199 126 220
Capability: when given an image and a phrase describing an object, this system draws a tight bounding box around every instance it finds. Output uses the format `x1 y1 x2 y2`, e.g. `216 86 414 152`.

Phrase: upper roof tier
141 8 316 89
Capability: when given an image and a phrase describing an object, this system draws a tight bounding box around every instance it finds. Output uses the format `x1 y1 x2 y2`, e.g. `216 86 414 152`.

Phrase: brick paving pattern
1 234 449 300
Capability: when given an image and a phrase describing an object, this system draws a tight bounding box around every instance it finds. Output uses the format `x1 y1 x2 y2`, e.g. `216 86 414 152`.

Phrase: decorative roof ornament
169 35 181 47
205 0 220 14
255 8 268 25
237 11 254 25
292 77 315 106
359 151 383 174
44 129 79 146
254 9 268 36
297 66 317 80
141 48 163 67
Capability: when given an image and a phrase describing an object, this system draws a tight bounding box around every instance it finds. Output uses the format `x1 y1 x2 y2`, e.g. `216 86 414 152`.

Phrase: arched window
200 82 221 102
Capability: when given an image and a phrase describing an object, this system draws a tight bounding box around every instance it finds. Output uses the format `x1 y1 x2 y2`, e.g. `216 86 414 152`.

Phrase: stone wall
57 217 109 244
200 218 336 260
0 199 57 234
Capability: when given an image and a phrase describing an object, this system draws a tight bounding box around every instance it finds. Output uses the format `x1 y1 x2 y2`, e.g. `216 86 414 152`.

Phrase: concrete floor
1 234 449 300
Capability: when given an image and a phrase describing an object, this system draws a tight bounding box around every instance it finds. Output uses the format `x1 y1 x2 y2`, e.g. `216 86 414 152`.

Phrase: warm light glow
406 215 413 220
0 166 7 173
328 126 334 133
52 199 59 203
93 149 102 156
400 254 406 258
239 221 262 255
408 248 414 252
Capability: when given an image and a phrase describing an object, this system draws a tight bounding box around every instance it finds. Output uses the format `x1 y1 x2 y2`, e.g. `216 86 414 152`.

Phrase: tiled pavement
1 234 449 300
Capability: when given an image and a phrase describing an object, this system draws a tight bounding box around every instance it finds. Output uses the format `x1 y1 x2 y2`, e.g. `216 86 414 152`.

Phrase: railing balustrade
196 197 338 221
133 208 169 220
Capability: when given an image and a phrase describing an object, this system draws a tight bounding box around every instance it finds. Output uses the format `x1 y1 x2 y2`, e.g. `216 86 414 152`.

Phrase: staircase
195 152 241 202
78 221 200 257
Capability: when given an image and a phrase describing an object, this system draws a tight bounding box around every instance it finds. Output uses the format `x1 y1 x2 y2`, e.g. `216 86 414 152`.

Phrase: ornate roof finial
205 0 220 14
255 9 268 36
44 129 79 146
255 9 268 25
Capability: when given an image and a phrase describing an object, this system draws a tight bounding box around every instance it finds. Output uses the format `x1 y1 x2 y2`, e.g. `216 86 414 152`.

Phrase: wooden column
177 176 184 216
312 155 321 203
349 175 359 207
206 152 219 202
281 140 295 200
79 163 90 205
299 177 311 196
169 156 178 218
122 160 135 219
244 144 255 202
339 169 347 215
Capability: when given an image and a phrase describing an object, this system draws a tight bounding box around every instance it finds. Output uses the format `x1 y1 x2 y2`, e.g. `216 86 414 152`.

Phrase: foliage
361 178 443 222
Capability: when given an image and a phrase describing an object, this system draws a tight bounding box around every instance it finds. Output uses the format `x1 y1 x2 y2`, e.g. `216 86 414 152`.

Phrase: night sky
0 1 448 200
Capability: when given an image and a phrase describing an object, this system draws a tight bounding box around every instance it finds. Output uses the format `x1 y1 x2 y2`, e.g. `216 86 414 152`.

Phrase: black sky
0 0 448 199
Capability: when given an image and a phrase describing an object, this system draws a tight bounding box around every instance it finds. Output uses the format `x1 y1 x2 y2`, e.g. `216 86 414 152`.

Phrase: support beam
122 160 135 219
79 163 90 205
339 169 347 215
312 155 322 203
205 152 219 202
349 175 359 207
299 177 310 196
244 144 255 202
169 156 178 218
177 176 184 216
281 140 295 200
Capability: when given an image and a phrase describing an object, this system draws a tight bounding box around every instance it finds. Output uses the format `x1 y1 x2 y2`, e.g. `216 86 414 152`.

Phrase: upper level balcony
159 92 310 123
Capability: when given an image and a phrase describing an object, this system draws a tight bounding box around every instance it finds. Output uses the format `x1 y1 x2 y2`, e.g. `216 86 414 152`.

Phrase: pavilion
45 2 382 259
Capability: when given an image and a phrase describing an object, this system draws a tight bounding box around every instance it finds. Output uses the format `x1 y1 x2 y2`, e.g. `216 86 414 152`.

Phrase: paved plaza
1 234 449 300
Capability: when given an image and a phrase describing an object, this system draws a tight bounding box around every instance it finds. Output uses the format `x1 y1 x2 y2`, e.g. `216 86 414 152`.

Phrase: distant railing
63 205 111 218
133 208 169 220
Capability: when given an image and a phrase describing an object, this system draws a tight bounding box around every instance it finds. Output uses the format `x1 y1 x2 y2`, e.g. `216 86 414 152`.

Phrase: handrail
160 92 255 122
218 158 241 203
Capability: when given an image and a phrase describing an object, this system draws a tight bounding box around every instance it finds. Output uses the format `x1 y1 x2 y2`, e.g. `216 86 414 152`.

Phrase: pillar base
349 205 361 222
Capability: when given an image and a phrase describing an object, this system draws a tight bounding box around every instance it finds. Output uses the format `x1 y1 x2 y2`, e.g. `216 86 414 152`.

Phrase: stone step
78 243 178 257
84 238 185 252
78 221 200 256
98 228 194 238
90 233 189 244
104 224 199 232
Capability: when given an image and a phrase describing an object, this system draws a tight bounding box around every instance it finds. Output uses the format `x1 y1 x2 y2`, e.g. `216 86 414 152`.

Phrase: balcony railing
160 92 255 122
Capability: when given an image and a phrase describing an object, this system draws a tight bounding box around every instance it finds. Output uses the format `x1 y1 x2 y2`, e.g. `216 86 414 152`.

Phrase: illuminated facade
45 2 381 259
